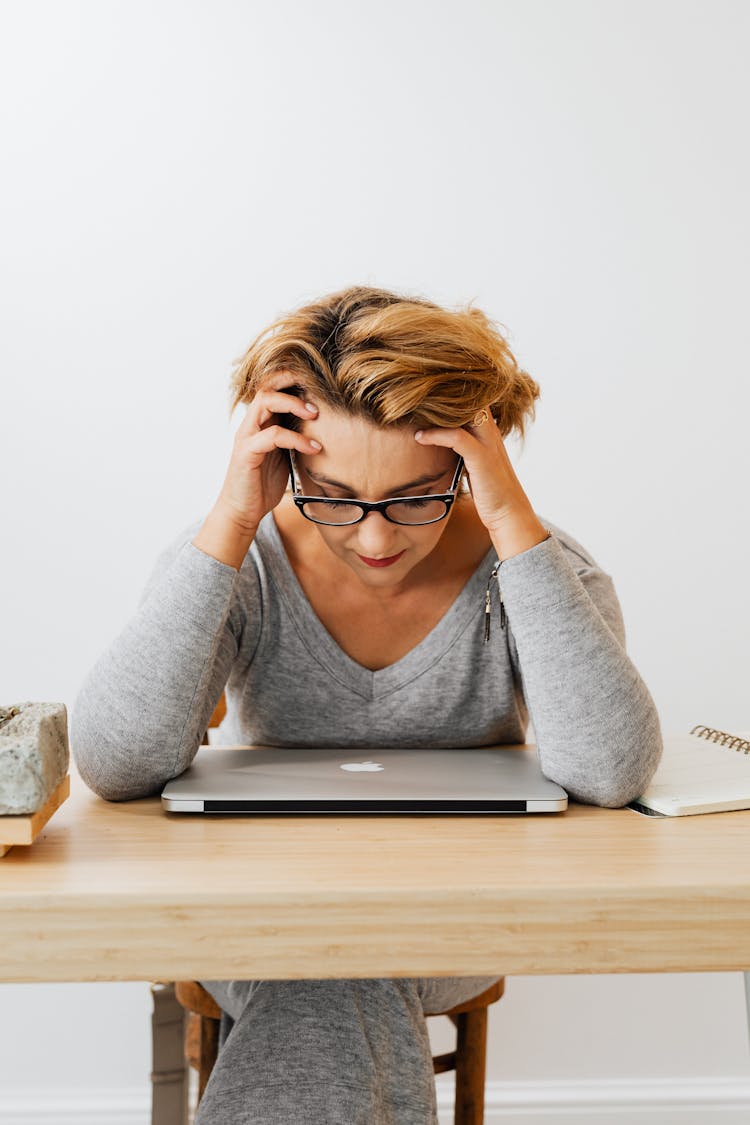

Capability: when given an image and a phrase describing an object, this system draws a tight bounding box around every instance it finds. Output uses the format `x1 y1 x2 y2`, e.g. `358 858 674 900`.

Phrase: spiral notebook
627 725 750 817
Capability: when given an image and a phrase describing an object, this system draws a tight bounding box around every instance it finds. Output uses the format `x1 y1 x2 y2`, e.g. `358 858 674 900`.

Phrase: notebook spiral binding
689 725 750 755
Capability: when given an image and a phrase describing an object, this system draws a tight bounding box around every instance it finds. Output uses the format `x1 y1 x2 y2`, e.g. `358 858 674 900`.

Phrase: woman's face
293 403 462 589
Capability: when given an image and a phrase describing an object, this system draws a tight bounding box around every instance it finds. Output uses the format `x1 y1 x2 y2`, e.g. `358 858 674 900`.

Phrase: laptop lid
161 744 568 815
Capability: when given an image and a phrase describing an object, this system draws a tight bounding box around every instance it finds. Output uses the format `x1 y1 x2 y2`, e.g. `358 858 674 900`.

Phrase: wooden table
3 750 750 1043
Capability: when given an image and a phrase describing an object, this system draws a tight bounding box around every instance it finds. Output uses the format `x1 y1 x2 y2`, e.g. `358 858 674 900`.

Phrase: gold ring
472 409 489 427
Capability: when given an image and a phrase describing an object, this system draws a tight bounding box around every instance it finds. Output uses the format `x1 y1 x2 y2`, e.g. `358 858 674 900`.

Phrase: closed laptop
161 743 568 815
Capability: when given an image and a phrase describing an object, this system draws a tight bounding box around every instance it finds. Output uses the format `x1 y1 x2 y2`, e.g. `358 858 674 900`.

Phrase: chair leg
453 1006 488 1125
197 1014 221 1103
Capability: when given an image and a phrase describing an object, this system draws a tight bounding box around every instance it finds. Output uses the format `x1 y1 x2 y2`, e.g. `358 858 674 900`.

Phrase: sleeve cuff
144 539 241 630
495 531 589 619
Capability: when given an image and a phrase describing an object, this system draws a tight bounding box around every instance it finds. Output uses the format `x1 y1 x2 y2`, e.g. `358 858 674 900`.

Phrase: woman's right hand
193 372 322 570
212 370 322 536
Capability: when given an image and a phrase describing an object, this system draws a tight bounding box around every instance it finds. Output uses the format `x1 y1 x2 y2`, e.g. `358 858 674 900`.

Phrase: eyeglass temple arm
286 449 301 493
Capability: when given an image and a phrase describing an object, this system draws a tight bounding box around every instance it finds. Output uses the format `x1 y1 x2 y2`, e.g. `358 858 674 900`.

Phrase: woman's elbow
579 723 664 809
70 705 171 802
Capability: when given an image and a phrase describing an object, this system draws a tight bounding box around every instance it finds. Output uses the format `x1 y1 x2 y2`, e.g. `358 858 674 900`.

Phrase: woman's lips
356 550 406 568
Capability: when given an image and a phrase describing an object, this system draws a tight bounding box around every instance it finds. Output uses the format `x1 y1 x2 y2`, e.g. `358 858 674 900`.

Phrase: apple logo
340 761 384 772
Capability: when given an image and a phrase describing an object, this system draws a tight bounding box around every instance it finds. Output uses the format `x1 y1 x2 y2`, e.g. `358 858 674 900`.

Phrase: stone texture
0 702 69 815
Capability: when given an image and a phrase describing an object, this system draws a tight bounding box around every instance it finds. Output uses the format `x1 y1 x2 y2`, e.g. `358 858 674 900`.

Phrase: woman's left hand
415 412 549 557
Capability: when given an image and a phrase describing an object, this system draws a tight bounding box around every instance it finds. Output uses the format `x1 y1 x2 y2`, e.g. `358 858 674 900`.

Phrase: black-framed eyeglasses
286 448 465 526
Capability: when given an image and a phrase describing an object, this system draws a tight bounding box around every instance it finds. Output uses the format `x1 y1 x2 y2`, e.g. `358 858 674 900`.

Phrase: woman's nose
354 511 400 553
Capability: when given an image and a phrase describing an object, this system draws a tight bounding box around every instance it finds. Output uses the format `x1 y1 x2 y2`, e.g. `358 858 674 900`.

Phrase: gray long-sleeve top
70 509 663 808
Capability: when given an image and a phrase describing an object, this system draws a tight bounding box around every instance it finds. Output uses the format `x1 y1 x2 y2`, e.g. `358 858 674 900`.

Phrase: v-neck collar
255 511 498 701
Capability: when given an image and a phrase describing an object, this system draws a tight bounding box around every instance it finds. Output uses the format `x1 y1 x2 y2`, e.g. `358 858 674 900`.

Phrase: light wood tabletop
2 749 750 984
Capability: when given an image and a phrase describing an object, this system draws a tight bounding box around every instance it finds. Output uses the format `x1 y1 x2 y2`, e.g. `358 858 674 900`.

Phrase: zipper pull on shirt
483 527 552 642
484 562 505 643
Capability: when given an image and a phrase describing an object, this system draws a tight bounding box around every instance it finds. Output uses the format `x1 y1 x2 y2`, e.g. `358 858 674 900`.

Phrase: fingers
256 391 318 430
232 372 322 479
242 424 321 459
241 387 318 435
415 414 499 451
466 415 498 434
414 425 476 454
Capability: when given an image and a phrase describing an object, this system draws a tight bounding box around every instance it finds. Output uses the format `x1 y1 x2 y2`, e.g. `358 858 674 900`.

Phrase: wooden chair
162 695 506 1124
175 977 504 1125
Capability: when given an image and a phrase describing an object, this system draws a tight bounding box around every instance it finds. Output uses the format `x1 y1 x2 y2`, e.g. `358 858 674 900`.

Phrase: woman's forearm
192 502 257 571
488 502 551 562
498 533 663 807
70 536 241 801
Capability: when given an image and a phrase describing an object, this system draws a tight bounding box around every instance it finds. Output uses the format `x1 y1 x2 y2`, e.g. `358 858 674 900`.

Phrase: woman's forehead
304 408 423 452
304 458 449 495
296 413 456 493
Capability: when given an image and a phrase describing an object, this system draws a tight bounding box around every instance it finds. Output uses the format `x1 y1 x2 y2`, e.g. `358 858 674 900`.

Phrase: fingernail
414 431 423 440
305 402 318 413
309 439 322 449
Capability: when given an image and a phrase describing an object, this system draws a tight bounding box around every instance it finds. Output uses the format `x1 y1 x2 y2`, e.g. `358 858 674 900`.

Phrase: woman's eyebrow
305 468 446 495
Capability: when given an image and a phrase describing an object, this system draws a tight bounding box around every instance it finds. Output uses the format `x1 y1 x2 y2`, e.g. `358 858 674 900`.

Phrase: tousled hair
228 285 540 442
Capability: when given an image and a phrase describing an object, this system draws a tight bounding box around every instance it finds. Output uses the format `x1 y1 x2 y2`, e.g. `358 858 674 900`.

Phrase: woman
71 285 663 1124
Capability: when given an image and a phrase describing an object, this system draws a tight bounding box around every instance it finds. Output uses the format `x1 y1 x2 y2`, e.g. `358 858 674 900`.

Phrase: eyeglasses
286 448 465 526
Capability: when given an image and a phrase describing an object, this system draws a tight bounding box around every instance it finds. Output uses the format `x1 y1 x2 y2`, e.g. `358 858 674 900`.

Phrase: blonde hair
228 284 540 442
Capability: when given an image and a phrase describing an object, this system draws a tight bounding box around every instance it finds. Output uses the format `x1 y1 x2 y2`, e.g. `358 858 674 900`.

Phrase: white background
1 0 749 1118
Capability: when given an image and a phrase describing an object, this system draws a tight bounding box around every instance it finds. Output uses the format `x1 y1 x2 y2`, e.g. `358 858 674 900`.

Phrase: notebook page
636 730 750 809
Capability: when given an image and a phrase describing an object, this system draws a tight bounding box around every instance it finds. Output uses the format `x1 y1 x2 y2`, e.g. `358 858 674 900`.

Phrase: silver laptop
161 744 568 815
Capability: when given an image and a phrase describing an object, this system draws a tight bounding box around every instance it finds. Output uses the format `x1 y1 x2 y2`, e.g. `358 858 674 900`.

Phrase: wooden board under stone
0 774 71 857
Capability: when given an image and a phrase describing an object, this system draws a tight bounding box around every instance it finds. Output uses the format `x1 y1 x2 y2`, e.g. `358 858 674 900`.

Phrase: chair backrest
209 693 227 730
201 693 227 745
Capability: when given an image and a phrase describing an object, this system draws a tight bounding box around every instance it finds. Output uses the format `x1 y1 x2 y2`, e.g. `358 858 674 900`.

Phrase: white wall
2 0 749 1119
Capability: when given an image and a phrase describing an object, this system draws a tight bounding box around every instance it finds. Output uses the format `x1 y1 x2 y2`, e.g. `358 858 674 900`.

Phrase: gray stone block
0 702 69 815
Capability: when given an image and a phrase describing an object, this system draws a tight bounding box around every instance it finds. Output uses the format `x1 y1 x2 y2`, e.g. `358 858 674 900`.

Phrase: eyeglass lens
300 499 449 526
